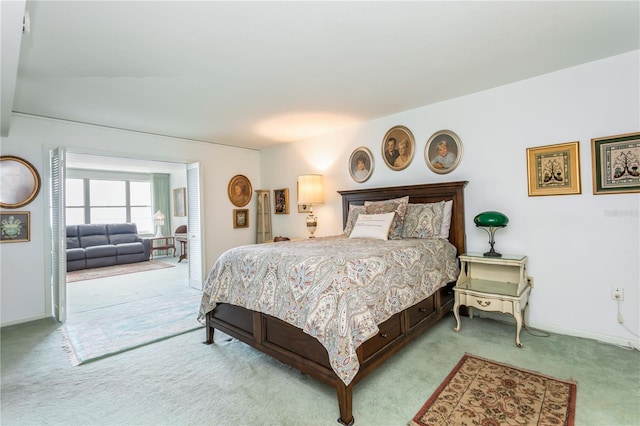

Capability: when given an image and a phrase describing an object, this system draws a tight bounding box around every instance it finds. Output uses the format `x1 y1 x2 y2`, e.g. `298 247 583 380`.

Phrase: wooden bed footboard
206 282 455 425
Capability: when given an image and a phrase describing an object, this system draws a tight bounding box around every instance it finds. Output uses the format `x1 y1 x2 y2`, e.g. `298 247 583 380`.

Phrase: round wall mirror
0 156 41 209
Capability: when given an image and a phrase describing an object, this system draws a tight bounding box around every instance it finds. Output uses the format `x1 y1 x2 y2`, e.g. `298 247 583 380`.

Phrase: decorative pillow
348 213 395 240
401 201 445 239
440 200 453 239
364 196 409 240
343 204 367 236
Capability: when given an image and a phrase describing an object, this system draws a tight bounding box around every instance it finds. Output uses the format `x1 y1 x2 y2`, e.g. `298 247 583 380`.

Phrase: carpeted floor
61 290 203 365
410 353 577 425
66 260 174 283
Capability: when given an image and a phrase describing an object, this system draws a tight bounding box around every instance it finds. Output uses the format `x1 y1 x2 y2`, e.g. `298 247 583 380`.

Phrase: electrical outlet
527 276 534 288
611 287 624 301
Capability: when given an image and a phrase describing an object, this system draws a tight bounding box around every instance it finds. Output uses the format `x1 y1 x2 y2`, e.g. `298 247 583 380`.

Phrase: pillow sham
343 204 367 236
402 201 445 239
440 200 453 239
348 212 395 240
364 196 409 240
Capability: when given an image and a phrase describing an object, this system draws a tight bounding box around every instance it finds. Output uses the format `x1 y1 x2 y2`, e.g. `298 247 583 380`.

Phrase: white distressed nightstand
453 252 531 347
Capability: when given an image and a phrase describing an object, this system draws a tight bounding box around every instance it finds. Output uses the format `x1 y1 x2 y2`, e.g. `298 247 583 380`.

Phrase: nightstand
453 252 531 347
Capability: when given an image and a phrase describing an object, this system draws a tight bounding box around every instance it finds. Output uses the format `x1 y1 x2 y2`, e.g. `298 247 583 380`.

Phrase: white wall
0 115 260 325
261 51 640 348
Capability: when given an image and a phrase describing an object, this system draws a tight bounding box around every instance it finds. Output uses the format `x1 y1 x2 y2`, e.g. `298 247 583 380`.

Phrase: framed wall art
591 132 640 195
381 125 414 171
274 188 289 214
173 187 187 217
227 175 252 207
233 209 249 228
0 156 41 209
348 146 374 183
1 211 30 243
526 141 581 196
425 130 463 174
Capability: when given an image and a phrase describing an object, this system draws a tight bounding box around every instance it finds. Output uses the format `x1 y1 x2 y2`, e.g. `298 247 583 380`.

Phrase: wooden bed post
336 382 354 426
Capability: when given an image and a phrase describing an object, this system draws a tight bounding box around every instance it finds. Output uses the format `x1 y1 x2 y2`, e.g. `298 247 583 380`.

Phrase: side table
150 236 176 259
453 252 531 347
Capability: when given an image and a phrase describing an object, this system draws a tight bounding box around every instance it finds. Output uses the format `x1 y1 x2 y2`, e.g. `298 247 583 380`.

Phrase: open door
50 147 67 322
187 162 203 289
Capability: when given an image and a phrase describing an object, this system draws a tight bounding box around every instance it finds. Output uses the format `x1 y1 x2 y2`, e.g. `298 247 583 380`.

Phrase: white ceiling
3 1 639 150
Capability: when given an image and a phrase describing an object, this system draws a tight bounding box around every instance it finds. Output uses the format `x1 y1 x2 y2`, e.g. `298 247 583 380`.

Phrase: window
65 178 153 234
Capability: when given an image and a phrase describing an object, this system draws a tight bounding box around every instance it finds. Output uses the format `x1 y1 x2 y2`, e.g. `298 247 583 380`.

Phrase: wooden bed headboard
337 181 468 255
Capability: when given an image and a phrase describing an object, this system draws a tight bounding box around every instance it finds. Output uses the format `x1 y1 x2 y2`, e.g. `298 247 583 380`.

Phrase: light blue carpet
61 290 203 364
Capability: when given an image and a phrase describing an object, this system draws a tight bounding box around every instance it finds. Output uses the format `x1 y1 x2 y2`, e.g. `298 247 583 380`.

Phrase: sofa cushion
66 247 85 261
85 244 117 259
79 224 109 247
107 223 140 244
66 225 80 249
116 242 144 255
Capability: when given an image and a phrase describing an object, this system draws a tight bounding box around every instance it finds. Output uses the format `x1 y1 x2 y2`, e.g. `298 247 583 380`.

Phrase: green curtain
151 173 171 237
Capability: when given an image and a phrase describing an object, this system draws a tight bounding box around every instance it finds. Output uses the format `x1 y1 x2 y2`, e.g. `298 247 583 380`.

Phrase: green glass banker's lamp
474 211 509 257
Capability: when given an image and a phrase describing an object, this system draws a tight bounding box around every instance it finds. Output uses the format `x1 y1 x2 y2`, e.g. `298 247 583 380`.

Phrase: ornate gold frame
0 156 41 208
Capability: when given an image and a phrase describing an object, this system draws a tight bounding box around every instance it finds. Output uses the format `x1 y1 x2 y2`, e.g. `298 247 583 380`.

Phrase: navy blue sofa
66 223 151 272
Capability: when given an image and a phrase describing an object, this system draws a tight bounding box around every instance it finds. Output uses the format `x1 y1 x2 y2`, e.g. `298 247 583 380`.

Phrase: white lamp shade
297 174 324 205
154 210 166 223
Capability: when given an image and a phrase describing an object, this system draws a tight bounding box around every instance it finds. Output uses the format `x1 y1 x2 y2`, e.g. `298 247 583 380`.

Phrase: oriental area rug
409 354 577 426
66 260 174 283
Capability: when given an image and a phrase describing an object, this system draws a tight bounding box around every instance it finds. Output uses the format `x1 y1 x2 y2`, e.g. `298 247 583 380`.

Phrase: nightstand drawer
458 293 513 314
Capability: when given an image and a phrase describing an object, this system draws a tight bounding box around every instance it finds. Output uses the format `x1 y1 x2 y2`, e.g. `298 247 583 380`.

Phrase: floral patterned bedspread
198 235 459 385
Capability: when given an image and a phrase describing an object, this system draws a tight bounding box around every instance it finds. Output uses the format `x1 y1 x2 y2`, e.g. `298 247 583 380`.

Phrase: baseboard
475 311 639 351
1 313 50 328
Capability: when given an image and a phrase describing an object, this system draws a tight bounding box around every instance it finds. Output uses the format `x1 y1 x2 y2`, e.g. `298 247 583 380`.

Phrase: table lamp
153 210 165 238
474 211 509 257
297 174 324 238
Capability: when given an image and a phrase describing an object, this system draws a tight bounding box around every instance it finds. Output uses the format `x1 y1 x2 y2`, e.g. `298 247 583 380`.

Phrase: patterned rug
67 260 174 282
409 354 577 426
60 290 203 365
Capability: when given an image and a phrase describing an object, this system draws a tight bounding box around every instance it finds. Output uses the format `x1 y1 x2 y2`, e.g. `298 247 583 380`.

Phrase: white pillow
440 200 453 239
348 212 395 240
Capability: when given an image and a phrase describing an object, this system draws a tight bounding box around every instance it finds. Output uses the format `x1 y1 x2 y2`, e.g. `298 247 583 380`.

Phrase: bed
199 181 467 425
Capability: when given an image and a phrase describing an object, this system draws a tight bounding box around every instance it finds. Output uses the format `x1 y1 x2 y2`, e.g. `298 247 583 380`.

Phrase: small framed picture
227 175 252 207
233 209 249 228
173 187 187 217
349 147 374 183
527 141 581 196
425 130 463 174
381 125 415 170
274 188 289 214
1 211 30 243
591 132 640 195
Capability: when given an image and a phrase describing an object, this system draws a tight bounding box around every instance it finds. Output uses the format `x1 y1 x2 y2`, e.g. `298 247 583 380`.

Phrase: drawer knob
419 308 427 313
380 333 387 339
477 300 491 307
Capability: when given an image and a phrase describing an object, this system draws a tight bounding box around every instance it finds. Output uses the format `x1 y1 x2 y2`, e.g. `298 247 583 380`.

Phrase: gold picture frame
227 175 252 207
349 146 374 183
0 156 41 209
591 132 640 195
1 211 30 243
274 188 289 214
173 187 187 217
526 141 581 196
233 209 249 228
381 125 415 171
425 130 463 174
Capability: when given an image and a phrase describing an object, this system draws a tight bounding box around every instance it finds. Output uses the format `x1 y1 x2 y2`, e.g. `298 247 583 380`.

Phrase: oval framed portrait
227 174 252 207
0 156 41 209
381 125 414 171
349 147 374 183
425 130 463 174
